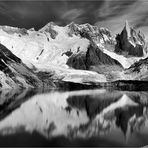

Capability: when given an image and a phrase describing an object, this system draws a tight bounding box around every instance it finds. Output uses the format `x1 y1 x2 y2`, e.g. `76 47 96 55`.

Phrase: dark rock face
86 43 122 69
0 44 21 76
47 27 58 39
66 51 87 70
67 30 123 73
78 29 122 70
115 21 147 57
0 44 21 64
62 51 73 57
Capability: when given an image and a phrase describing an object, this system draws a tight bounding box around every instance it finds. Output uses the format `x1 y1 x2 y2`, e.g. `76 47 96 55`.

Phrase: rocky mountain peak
39 22 58 39
115 20 147 57
39 21 57 33
124 20 131 38
67 22 80 36
41 21 56 29
67 22 114 46
67 22 79 28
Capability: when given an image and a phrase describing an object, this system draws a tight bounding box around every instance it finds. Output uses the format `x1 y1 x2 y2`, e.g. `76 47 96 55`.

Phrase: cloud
94 0 138 21
61 8 84 23
0 2 16 21
130 0 148 29
0 1 104 28
0 1 64 28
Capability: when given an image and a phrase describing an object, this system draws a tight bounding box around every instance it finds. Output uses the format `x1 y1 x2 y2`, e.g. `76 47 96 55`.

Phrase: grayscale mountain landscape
0 0 148 147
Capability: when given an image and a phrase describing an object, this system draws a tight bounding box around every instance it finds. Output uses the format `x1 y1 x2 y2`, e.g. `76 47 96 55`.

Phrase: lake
0 87 147 147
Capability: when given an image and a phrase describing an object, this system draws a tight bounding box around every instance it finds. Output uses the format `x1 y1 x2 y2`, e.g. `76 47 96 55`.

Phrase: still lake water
0 87 148 147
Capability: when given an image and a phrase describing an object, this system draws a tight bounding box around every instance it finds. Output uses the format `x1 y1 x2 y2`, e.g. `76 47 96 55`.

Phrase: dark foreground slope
0 44 55 89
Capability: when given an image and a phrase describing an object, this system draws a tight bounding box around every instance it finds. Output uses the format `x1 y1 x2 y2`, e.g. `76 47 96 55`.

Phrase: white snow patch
97 44 143 69
0 25 90 70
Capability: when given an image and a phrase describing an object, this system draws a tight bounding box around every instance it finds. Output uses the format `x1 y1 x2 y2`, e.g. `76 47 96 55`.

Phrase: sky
0 0 148 38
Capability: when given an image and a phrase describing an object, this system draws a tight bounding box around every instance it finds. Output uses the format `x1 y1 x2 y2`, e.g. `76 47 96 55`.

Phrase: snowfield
0 25 90 69
98 44 143 69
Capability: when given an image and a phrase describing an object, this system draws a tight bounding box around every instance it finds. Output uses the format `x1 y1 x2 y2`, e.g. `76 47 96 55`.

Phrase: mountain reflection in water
0 89 148 147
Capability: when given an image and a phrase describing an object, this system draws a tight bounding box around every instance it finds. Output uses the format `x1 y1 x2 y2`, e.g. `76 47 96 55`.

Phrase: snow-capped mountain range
0 20 148 89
